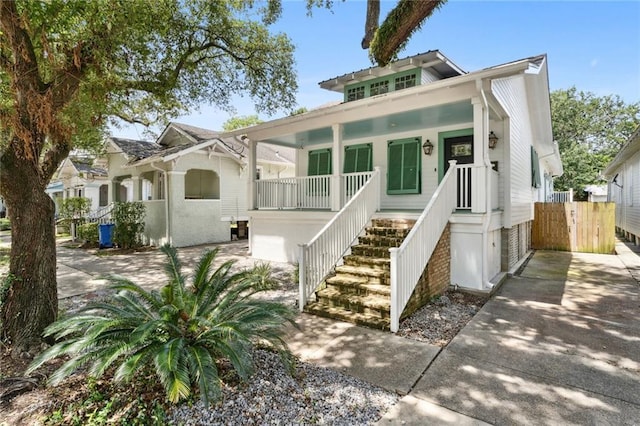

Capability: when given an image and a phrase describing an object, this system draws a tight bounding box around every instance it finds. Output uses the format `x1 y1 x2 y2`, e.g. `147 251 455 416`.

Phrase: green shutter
344 144 372 173
387 138 421 194
531 147 541 188
308 148 332 176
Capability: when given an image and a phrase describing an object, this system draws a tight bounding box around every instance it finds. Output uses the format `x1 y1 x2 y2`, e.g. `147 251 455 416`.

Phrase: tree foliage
551 87 640 199
27 245 296 405
0 0 299 350
222 115 263 132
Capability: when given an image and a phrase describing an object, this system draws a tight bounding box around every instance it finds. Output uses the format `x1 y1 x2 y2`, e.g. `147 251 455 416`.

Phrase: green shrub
77 222 99 244
59 197 91 221
27 245 296 405
112 202 145 249
0 218 10 231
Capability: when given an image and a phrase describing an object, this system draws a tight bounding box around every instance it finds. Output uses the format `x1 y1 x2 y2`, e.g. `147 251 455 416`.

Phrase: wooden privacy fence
532 202 615 254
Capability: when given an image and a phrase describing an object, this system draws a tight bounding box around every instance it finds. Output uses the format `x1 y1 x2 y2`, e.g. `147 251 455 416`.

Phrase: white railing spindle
298 168 380 311
389 161 458 332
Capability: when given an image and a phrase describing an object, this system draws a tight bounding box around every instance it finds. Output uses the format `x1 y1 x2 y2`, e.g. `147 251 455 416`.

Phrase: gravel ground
168 349 398 425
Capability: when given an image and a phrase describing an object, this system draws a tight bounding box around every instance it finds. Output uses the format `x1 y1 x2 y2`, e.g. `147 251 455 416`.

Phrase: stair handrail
88 202 114 224
389 160 458 332
298 167 381 311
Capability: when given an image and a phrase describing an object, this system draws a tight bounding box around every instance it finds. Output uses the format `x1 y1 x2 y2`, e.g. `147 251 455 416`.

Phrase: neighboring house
105 122 295 247
222 50 563 331
603 126 640 243
46 156 110 216
584 184 608 202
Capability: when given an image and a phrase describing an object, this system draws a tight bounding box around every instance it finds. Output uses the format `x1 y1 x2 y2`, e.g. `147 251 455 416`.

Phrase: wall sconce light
488 131 499 149
422 139 434 156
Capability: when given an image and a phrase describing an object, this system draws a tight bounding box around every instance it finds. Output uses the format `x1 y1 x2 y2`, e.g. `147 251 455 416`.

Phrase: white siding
420 69 440 84
492 76 535 227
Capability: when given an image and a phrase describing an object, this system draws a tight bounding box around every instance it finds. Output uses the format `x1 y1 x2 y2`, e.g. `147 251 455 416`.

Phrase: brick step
358 234 406 248
364 227 411 239
315 287 390 317
343 255 390 270
304 302 390 330
371 218 416 229
333 264 390 284
325 278 391 297
351 244 392 258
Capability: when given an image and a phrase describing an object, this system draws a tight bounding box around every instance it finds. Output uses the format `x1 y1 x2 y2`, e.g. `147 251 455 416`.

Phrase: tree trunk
0 147 57 353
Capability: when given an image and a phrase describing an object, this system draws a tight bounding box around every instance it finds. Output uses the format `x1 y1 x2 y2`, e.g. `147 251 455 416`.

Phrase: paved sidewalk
379 242 640 425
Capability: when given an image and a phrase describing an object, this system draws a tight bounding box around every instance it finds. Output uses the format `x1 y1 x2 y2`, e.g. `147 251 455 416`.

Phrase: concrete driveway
56 240 296 303
383 244 640 425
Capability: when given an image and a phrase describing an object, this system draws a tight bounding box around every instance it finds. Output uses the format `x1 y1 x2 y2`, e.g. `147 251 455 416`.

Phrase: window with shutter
387 138 421 194
308 148 331 196
531 146 541 188
343 144 372 173
308 148 332 176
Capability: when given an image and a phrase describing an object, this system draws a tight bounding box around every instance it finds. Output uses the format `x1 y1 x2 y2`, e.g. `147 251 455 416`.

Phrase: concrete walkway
378 242 640 425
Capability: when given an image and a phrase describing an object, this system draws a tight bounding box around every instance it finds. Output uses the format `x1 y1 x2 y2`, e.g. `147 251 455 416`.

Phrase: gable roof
70 159 107 177
108 137 160 162
318 50 465 92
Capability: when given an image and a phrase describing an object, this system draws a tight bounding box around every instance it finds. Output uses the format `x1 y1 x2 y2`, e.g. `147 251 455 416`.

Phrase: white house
223 50 563 331
105 122 295 246
603 126 640 243
46 156 110 216
584 184 608 202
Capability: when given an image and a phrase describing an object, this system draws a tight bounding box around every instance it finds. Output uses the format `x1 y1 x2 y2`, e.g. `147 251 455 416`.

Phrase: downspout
150 162 170 245
479 83 494 290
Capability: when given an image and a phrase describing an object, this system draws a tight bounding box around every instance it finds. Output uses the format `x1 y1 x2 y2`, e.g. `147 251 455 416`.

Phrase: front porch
253 164 500 213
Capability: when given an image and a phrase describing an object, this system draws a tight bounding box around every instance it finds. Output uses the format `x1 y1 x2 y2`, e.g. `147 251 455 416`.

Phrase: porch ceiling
261 101 474 148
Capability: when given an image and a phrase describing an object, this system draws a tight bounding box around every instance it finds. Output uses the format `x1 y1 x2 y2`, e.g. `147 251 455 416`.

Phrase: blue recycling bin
98 223 115 249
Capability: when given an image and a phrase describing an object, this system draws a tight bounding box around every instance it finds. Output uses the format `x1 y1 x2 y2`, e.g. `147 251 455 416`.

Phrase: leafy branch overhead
362 0 448 66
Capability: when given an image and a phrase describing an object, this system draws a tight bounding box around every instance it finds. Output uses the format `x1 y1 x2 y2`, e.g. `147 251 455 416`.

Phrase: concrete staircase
304 218 415 330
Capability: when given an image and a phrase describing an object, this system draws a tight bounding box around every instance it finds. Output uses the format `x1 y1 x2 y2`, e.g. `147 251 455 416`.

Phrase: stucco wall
250 211 335 262
142 200 167 246
170 200 229 247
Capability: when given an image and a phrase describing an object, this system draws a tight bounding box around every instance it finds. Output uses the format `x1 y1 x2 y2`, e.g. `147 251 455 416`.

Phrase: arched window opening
185 169 220 200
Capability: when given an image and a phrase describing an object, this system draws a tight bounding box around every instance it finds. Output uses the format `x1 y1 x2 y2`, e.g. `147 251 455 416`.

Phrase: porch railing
87 202 114 224
298 168 381 311
342 171 375 206
547 189 574 203
256 176 331 210
256 171 375 210
456 165 472 209
389 161 458 332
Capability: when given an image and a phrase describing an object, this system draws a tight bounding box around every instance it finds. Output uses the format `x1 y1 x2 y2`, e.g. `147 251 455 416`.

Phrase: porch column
471 96 488 214
248 138 257 210
131 175 141 201
166 171 186 246
331 123 343 211
107 180 115 204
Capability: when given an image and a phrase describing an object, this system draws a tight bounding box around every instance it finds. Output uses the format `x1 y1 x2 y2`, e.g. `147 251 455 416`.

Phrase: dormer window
370 80 389 96
346 86 365 102
395 73 417 90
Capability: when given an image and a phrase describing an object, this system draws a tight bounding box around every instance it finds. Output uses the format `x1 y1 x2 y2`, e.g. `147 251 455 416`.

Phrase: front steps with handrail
304 218 415 330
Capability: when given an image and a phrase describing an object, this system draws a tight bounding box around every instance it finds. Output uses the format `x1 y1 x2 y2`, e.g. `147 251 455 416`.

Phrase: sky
119 0 640 140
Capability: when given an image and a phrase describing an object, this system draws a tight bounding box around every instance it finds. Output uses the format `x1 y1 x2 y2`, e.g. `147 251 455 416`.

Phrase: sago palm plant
26 244 297 404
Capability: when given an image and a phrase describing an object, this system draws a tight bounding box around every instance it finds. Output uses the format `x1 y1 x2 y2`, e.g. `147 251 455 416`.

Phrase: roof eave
222 57 535 142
